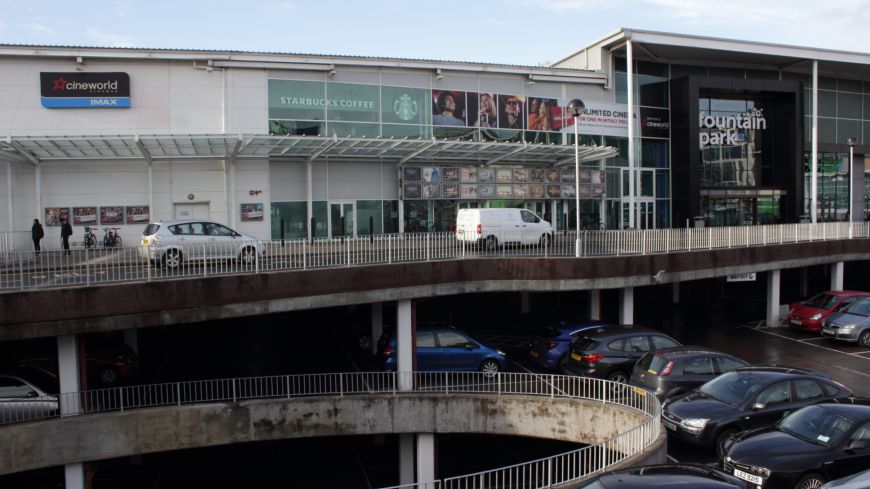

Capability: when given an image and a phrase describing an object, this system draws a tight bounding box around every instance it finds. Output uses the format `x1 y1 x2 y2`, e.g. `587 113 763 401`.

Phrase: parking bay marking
741 325 870 374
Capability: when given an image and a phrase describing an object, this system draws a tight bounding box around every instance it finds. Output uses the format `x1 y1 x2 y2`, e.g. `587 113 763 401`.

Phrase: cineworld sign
40 72 131 108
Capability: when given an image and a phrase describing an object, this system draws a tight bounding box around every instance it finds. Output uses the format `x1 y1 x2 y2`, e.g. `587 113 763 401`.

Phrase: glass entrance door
620 169 656 229
329 201 355 238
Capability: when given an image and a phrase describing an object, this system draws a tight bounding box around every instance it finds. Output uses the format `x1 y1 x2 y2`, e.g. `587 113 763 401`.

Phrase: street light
847 136 857 224
567 98 585 257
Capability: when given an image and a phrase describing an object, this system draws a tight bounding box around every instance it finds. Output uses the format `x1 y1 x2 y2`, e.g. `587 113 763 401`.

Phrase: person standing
31 218 44 256
61 218 73 255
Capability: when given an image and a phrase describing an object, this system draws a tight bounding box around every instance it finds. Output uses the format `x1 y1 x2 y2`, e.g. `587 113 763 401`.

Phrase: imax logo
91 98 120 106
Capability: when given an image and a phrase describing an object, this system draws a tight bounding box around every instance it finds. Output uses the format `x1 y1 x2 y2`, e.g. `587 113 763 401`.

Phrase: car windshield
143 223 160 236
843 298 870 317
802 293 838 309
637 352 669 373
698 371 765 406
571 337 598 351
778 405 855 446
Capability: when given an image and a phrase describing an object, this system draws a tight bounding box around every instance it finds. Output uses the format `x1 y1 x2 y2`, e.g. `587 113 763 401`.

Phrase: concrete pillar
800 268 808 298
831 262 844 291
399 433 415 486
397 299 413 391
416 433 436 484
123 329 139 355
588 290 601 320
371 302 383 355
57 335 80 416
619 287 634 325
672 282 680 304
520 292 530 315
64 463 85 489
767 269 781 327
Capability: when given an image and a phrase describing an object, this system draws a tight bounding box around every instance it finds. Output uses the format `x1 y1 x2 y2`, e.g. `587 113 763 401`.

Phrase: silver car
139 220 265 269
821 296 870 347
0 368 59 424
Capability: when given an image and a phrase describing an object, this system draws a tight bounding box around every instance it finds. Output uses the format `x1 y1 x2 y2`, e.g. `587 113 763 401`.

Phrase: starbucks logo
393 94 418 121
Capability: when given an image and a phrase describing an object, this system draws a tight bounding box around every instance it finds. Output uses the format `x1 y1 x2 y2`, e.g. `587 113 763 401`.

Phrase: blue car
382 325 507 376
528 319 608 371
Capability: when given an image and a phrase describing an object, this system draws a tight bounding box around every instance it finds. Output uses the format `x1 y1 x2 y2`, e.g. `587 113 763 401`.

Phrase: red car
787 290 870 332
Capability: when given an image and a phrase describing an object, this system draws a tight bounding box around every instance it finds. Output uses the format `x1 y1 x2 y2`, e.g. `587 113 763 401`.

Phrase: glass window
356 200 383 235
0 377 35 398
839 78 863 93
655 171 669 198
641 140 668 168
716 357 746 372
437 330 470 348
756 381 791 406
655 200 670 228
269 120 324 136
383 200 399 234
818 91 836 117
819 118 837 144
327 122 379 138
638 76 668 108
626 336 650 352
850 422 870 442
326 82 380 122
521 210 539 223
838 92 862 119
636 60 668 77
416 330 436 348
819 76 837 90
682 356 714 375
838 119 860 145
268 79 326 120
312 201 328 238
270 202 309 240
794 379 825 401
607 338 625 352
381 86 431 125
651 335 680 349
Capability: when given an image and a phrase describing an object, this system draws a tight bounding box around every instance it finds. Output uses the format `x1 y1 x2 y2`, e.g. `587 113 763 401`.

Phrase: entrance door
329 201 355 238
620 169 656 229
174 203 210 221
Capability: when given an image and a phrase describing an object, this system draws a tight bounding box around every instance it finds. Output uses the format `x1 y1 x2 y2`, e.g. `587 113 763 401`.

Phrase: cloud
86 28 135 47
26 22 56 35
115 0 133 19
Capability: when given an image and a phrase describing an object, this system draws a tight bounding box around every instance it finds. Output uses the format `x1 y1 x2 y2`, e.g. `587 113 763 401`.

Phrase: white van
455 208 553 250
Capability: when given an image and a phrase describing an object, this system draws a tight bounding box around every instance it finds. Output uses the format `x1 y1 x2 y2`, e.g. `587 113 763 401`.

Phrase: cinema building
0 28 868 245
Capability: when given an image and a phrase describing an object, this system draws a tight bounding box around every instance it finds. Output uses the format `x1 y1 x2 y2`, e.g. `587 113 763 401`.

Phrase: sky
3 0 870 66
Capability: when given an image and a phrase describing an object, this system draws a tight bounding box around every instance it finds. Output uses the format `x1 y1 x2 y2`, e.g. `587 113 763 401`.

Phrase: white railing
0 222 866 292
0 371 660 489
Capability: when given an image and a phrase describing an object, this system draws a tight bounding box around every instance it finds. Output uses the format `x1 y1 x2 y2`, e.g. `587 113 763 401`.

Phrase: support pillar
58 335 85 489
800 268 808 298
520 292 530 315
64 463 85 489
371 302 383 355
831 262 844 291
672 282 680 304
399 434 414 486
588 290 601 320
416 433 436 484
619 287 634 325
396 299 413 391
123 329 139 355
767 269 781 327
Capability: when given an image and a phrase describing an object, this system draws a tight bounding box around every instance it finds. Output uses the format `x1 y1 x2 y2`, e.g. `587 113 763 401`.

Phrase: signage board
40 72 131 108
727 273 757 282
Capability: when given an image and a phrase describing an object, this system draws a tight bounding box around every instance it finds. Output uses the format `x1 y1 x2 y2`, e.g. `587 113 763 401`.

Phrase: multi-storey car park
1 28 870 489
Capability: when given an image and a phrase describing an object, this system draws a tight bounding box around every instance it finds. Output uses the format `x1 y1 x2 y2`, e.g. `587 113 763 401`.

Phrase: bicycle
102 227 123 248
580 218 606 231
84 227 98 249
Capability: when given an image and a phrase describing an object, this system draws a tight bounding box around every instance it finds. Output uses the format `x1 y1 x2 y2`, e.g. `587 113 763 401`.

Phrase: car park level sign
727 273 756 282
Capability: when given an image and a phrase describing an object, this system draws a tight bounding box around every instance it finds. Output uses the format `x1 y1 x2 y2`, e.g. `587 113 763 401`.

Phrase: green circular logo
393 94 418 121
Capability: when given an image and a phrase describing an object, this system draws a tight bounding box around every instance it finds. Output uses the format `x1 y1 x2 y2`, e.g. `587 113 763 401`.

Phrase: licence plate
733 468 763 485
530 351 539 358
790 319 802 325
632 386 647 396
570 352 581 361
822 328 835 335
663 420 677 431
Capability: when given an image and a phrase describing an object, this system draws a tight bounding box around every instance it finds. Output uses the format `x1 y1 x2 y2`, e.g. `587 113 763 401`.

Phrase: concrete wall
0 394 658 475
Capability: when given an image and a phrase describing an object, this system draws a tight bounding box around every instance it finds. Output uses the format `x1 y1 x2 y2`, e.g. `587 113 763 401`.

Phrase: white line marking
667 455 680 463
828 364 870 379
798 337 830 342
741 325 870 362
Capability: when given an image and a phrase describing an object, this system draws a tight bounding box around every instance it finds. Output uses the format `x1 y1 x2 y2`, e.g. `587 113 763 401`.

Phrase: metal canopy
0 134 617 166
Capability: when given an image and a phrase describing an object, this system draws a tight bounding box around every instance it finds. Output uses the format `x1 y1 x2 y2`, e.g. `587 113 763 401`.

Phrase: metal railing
1 371 660 489
0 222 866 292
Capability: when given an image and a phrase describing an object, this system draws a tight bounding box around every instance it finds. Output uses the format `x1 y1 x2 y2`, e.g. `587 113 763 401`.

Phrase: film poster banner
241 203 264 221
72 206 97 226
45 207 70 226
126 206 150 224
562 100 638 138
100 206 124 225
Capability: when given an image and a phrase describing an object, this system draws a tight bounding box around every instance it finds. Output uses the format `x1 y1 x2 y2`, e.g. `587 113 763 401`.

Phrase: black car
630 346 750 401
562 324 682 384
721 399 870 489
570 464 746 488
662 366 854 457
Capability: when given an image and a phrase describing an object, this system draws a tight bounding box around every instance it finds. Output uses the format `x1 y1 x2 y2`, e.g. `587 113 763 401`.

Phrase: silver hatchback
139 220 265 269
821 297 870 347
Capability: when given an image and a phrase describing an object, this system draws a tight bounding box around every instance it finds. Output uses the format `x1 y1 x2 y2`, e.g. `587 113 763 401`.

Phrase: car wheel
99 367 120 385
606 370 629 395
238 246 257 265
794 473 826 489
859 330 870 348
716 427 738 459
480 359 500 378
484 235 498 252
163 249 182 269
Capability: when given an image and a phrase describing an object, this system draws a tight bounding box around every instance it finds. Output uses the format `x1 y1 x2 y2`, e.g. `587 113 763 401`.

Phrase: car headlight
809 313 822 321
725 456 733 464
680 418 709 435
497 350 506 356
840 324 856 331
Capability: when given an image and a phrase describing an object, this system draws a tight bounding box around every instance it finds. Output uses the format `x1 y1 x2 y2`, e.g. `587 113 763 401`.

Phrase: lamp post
847 137 857 224
567 98 585 257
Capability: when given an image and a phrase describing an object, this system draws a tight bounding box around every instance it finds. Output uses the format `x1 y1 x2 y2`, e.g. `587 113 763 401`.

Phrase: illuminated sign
40 72 131 108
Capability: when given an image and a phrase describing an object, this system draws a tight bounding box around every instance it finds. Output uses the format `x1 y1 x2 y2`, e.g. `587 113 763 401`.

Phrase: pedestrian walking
61 218 73 255
31 218 44 255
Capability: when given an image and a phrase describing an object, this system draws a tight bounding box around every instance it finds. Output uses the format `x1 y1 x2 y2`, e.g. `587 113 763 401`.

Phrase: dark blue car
528 319 608 371
382 325 507 376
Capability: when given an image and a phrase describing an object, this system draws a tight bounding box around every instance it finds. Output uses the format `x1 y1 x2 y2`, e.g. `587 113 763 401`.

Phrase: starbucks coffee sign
699 108 767 146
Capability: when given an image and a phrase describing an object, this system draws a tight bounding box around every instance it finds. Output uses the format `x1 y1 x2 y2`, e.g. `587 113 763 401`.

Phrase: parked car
381 325 507 376
820 467 870 489
821 297 870 347
569 464 746 488
788 291 870 332
139 220 265 269
721 399 870 489
17 341 138 386
629 346 750 401
528 319 608 371
562 324 682 384
662 366 854 457
0 367 59 424
455 208 553 250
